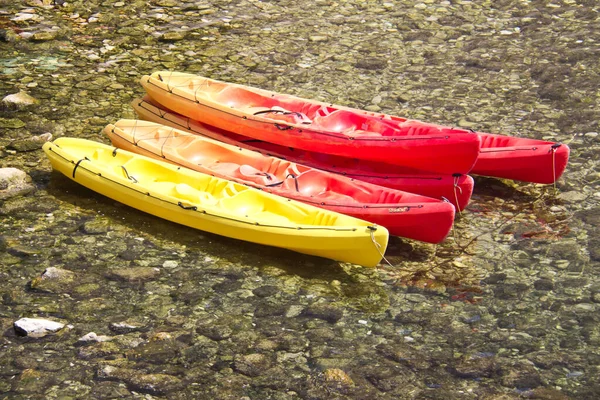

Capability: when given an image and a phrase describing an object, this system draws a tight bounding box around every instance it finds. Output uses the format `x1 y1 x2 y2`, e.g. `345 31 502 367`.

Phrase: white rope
370 228 393 267
552 146 557 192
453 175 463 216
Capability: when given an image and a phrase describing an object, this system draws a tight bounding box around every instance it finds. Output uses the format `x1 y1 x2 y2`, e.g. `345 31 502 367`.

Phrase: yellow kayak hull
43 138 388 267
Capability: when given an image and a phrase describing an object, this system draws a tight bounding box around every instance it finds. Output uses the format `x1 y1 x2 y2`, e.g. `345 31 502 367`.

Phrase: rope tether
368 226 393 267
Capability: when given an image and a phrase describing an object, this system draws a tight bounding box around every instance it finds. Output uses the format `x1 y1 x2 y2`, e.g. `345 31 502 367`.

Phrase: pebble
31 31 58 41
30 267 75 293
160 31 186 41
11 13 37 22
323 368 354 386
9 132 53 152
234 353 271 377
285 305 304 318
78 332 113 343
14 318 66 338
557 191 587 202
2 91 38 108
109 320 149 334
0 168 35 200
0 117 26 129
162 260 179 269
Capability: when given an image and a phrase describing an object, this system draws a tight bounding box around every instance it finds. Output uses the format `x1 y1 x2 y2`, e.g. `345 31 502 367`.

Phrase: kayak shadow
471 176 540 202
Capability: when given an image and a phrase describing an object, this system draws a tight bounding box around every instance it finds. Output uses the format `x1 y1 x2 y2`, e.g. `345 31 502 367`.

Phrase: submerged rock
106 267 160 282
1 91 38 110
109 319 150 334
14 318 66 338
234 353 271 377
0 168 35 200
97 365 181 395
78 332 113 344
0 117 26 129
302 303 344 323
8 132 52 152
30 267 76 293
324 368 354 387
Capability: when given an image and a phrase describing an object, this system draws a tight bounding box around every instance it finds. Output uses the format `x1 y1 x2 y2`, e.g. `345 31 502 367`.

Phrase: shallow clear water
1 0 599 398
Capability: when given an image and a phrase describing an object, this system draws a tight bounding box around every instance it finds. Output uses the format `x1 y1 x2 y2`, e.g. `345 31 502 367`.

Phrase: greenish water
1 0 599 398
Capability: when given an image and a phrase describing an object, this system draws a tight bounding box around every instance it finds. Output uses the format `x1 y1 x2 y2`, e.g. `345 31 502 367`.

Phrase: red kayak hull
132 96 474 211
472 133 570 184
140 71 481 175
105 120 456 243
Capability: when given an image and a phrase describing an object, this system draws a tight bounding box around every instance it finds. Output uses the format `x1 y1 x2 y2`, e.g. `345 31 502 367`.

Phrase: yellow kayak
43 138 389 267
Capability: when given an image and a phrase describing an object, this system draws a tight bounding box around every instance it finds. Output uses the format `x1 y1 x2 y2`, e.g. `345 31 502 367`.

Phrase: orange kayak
131 96 474 211
105 120 457 243
140 71 481 175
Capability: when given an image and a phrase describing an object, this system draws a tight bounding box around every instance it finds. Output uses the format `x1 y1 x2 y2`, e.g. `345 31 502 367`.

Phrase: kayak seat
209 162 242 177
174 183 218 206
214 86 277 109
283 170 329 196
237 164 277 185
313 110 365 133
91 149 106 161
250 106 313 125
220 190 265 216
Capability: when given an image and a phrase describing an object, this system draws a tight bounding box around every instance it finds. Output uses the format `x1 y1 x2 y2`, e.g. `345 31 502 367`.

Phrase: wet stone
323 368 354 386
355 59 388 70
0 168 35 200
309 35 328 42
212 279 242 293
31 30 58 41
30 267 75 293
14 369 55 395
501 361 542 389
80 218 112 234
106 267 160 282
576 208 600 226
77 341 122 360
127 339 182 364
181 337 219 364
591 288 600 304
13 318 66 338
557 191 587 203
302 303 344 323
2 91 38 109
97 365 182 395
77 332 113 343
10 132 53 152
196 321 233 341
234 353 271 377
160 31 187 41
109 319 150 334
534 278 554 291
362 364 415 392
252 285 279 297
0 117 26 129
306 327 336 342
450 354 499 379
254 301 287 317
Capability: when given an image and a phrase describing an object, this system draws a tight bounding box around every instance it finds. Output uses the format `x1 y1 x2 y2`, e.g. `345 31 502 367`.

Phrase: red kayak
141 71 481 175
105 120 457 243
132 96 474 211
473 134 569 184
141 71 569 184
